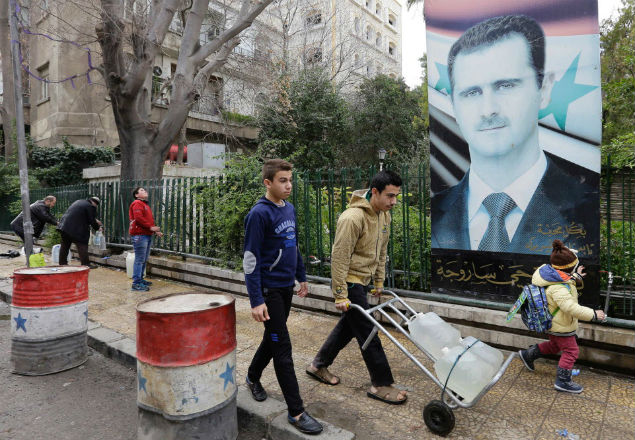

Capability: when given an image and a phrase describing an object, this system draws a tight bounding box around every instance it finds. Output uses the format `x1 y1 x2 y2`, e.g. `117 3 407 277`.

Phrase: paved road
0 301 138 440
0 299 265 440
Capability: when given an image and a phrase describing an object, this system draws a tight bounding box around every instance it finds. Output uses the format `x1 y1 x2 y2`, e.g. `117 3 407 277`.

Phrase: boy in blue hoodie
243 159 322 435
519 240 605 393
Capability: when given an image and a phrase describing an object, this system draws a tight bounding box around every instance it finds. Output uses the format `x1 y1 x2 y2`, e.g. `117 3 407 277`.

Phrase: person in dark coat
10 196 58 242
57 197 102 266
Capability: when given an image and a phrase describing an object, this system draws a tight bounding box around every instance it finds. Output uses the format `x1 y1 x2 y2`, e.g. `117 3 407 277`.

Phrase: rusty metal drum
10 266 89 375
136 292 238 440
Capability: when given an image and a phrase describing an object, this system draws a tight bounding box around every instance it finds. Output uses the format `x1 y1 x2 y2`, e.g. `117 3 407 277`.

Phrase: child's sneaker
140 279 153 286
131 283 149 292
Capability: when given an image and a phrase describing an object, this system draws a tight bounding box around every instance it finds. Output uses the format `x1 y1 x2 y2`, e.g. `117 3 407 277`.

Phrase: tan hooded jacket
331 189 391 303
532 264 595 334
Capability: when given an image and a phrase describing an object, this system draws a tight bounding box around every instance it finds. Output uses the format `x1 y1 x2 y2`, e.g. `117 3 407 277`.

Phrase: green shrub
600 219 634 288
196 154 263 266
29 139 115 187
42 228 62 248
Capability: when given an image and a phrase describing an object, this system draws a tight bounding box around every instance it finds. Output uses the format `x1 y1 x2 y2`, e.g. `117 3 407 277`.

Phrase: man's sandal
367 386 408 405
305 366 340 385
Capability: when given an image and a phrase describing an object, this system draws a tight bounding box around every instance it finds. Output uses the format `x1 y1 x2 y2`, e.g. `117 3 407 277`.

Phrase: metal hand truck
349 290 517 437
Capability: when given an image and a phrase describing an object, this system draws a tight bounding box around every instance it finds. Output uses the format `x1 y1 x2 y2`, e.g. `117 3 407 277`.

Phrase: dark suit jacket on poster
431 153 599 256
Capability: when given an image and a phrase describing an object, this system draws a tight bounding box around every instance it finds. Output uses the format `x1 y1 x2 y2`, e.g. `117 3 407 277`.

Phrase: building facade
0 0 402 159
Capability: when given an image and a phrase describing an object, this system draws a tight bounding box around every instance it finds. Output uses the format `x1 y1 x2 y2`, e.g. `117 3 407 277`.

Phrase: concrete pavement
1 244 634 439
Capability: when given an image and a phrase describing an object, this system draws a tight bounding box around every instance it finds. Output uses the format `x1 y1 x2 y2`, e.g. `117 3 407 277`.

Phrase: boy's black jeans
247 286 304 417
313 283 394 387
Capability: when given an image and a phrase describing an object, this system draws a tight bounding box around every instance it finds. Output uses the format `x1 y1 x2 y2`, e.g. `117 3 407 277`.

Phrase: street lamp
378 148 387 171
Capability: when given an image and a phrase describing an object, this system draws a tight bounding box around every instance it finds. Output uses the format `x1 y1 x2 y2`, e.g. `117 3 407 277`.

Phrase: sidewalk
1 244 633 440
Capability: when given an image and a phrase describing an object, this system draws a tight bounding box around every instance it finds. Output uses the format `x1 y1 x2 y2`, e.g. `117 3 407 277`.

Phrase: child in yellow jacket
518 240 605 393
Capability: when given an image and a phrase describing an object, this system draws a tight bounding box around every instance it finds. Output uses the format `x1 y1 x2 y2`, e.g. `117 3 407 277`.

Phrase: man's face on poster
451 34 546 160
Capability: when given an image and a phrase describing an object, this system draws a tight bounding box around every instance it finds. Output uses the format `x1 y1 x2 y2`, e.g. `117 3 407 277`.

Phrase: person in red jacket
129 187 163 291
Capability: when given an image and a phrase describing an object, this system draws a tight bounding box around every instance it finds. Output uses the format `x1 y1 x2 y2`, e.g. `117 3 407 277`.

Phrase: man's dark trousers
247 286 304 417
59 231 90 266
313 283 394 386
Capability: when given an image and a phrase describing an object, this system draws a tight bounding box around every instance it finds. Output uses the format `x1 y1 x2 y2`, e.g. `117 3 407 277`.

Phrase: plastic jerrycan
126 251 146 278
408 312 461 359
126 251 135 278
460 336 504 374
434 345 495 403
52 244 72 264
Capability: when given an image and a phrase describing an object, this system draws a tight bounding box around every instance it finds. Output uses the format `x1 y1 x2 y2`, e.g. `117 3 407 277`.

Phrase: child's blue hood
532 264 572 286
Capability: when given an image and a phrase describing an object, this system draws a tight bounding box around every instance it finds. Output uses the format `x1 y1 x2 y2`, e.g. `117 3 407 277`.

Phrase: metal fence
1 160 633 320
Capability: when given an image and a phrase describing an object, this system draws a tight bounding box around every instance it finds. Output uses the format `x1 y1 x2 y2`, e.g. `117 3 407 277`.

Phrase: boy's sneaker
246 376 267 402
131 283 149 292
140 279 153 286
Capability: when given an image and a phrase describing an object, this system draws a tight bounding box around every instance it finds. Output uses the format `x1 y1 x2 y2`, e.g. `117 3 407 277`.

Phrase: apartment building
1 0 402 159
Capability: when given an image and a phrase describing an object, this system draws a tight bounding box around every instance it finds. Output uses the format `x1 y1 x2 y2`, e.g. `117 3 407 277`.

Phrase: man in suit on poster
431 14 598 256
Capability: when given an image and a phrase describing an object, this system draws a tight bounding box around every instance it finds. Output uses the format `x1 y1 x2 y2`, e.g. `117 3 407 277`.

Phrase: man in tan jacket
306 170 408 405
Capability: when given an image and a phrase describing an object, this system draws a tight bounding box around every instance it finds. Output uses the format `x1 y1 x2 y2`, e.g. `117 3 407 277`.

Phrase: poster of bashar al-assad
426 0 601 301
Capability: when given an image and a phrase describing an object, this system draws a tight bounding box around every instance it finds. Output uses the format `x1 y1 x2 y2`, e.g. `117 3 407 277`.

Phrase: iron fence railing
1 160 633 320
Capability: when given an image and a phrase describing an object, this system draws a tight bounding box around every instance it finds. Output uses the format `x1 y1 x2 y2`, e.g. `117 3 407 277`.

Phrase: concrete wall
2 231 630 373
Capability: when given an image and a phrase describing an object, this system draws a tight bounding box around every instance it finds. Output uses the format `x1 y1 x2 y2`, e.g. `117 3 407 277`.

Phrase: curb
0 278 354 440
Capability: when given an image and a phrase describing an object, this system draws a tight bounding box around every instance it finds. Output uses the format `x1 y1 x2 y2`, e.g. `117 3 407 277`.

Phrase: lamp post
378 148 387 171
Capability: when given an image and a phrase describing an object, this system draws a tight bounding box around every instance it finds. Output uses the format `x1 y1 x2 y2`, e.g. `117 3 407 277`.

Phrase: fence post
606 154 612 276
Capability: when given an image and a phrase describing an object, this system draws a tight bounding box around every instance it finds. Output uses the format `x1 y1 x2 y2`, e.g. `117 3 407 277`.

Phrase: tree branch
120 0 180 98
194 36 241 84
192 0 273 65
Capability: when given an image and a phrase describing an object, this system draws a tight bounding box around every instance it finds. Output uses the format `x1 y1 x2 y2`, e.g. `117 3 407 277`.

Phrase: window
388 42 396 56
38 64 49 101
377 64 382 74
354 54 359 67
305 47 323 64
376 32 382 47
366 63 373 76
365 0 371 8
354 17 360 33
201 12 223 45
388 14 396 27
305 10 322 27
366 26 372 40
375 2 381 15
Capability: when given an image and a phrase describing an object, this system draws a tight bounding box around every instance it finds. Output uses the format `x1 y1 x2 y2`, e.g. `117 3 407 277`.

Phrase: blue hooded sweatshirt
243 197 307 307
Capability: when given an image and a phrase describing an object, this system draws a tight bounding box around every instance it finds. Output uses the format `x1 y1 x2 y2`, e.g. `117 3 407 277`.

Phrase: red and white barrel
136 292 237 440
11 266 89 375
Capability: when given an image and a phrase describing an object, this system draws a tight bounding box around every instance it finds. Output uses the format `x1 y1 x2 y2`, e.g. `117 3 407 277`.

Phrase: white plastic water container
434 346 496 403
51 244 72 265
126 251 135 278
94 231 107 250
460 336 504 374
408 312 461 359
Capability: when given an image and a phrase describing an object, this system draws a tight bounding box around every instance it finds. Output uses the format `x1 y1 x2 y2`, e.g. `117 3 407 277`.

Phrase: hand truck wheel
423 400 455 437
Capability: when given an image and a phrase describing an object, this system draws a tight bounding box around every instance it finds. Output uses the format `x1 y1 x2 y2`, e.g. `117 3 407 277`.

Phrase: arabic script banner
425 0 601 303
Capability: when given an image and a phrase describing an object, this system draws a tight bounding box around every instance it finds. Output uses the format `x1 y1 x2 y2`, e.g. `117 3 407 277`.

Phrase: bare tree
95 0 273 180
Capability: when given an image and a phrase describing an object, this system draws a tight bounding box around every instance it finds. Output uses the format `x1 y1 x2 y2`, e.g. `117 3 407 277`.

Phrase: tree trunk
0 0 17 160
117 124 166 181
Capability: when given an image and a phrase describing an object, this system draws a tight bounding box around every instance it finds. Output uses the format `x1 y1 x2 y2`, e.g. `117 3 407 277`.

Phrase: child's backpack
506 283 569 332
